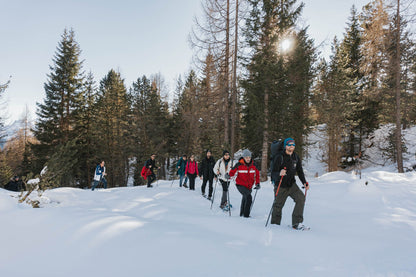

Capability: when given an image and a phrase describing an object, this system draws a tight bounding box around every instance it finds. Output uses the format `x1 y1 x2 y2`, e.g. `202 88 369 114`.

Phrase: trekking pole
265 167 286 227
250 170 258 214
250 188 258 214
210 177 219 210
227 181 231 216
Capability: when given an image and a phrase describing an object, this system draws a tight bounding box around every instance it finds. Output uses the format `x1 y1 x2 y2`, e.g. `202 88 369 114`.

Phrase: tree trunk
231 0 239 155
260 89 269 182
395 0 404 173
224 0 231 148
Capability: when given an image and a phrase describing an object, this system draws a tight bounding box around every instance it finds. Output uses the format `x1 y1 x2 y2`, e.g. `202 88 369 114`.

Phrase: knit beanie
242 149 252 158
284 138 295 148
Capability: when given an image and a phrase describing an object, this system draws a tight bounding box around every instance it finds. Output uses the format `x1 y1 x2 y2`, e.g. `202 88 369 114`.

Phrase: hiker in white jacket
213 150 233 209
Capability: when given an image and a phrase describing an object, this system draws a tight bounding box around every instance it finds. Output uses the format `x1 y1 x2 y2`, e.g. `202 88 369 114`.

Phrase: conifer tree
95 70 131 187
312 39 350 171
242 0 313 180
32 28 85 185
73 72 98 186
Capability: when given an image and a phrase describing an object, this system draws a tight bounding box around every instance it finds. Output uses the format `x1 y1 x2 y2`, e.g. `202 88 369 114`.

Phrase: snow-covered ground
1 168 416 277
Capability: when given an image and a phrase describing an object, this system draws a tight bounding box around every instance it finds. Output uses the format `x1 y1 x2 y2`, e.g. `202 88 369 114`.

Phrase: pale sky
1 0 370 125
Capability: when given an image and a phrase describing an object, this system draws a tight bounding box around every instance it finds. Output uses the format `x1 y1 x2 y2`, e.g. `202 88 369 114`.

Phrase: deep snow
1 168 416 277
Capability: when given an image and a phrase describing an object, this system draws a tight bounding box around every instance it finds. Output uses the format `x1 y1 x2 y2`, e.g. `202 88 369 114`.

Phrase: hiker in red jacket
228 149 260 218
185 155 199 190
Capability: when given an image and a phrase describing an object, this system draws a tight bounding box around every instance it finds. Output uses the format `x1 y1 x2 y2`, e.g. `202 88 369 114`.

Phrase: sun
280 38 293 53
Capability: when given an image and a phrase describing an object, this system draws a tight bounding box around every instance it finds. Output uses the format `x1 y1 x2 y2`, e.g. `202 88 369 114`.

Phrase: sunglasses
287 143 295 147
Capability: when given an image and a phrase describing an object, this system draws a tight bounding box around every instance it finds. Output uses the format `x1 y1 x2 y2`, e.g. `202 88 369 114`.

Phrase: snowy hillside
1 169 416 277
305 124 416 175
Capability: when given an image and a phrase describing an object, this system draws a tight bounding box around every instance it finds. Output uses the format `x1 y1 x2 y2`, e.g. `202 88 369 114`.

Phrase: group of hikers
158 137 310 230
88 137 310 230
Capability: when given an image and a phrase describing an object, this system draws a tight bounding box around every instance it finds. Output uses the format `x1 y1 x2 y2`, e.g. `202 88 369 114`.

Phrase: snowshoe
291 223 310 231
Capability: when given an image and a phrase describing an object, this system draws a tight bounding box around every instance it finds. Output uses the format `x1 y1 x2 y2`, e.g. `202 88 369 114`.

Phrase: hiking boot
147 185 153 188
183 184 188 188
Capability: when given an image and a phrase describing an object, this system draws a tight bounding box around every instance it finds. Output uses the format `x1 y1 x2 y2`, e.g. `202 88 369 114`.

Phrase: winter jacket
229 158 260 190
271 151 306 188
213 158 233 181
145 159 157 173
185 160 199 176
94 165 106 181
199 156 215 179
4 178 26 192
176 157 187 176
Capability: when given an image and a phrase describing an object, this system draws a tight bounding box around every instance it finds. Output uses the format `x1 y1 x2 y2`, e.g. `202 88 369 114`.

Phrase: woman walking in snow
185 155 199 191
228 149 260 218
213 150 233 210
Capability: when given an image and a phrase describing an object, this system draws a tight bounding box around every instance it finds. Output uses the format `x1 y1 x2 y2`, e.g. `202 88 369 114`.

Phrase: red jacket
229 158 260 189
185 160 199 176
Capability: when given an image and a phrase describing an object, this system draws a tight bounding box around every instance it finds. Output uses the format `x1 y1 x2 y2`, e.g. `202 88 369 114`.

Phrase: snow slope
1 170 416 277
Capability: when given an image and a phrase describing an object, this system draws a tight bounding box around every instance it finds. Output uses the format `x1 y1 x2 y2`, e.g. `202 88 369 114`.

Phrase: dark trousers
220 180 230 206
236 185 252 218
147 174 156 187
271 184 305 226
201 177 214 197
187 174 196 190
92 177 107 190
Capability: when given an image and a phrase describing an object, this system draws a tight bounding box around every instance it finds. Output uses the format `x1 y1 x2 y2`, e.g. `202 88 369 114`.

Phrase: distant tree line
1 0 415 189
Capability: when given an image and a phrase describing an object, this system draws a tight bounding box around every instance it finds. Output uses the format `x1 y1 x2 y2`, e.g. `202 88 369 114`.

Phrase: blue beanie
284 138 295 148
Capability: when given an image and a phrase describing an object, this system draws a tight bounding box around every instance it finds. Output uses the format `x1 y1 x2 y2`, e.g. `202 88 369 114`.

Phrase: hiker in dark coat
176 154 188 188
5 176 26 192
144 154 160 188
270 137 309 230
199 150 215 200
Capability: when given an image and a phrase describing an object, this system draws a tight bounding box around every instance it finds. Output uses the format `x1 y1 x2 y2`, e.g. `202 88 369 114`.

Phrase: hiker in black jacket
270 138 309 230
5 176 26 192
199 150 215 199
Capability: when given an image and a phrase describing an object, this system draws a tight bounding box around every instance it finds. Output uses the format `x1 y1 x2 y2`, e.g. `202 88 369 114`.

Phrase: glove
254 184 260 190
302 182 309 189
225 173 230 180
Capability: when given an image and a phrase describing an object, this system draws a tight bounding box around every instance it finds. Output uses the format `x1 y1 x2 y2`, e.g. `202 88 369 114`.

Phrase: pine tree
312 39 350 171
73 72 99 187
130 74 170 183
96 70 131 187
32 28 85 185
242 0 313 180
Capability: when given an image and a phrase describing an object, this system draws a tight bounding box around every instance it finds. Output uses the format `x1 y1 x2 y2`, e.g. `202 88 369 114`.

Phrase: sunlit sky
1 0 369 124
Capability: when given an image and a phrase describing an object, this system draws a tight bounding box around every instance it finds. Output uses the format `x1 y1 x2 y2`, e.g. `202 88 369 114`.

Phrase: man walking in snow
199 150 216 200
228 149 260 218
92 160 107 191
213 150 233 210
270 138 309 230
176 154 188 188
145 154 160 188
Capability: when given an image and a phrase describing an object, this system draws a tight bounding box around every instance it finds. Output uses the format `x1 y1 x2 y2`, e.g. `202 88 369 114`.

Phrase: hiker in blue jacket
92 160 108 191
176 154 188 188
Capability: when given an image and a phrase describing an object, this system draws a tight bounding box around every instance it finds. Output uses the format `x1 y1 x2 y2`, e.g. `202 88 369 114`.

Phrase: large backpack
270 140 284 180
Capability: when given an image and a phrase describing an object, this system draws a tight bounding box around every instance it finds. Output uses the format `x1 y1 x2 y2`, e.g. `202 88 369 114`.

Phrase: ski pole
227 181 231 216
265 167 286 227
250 170 258 214
250 188 258 213
210 177 219 210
